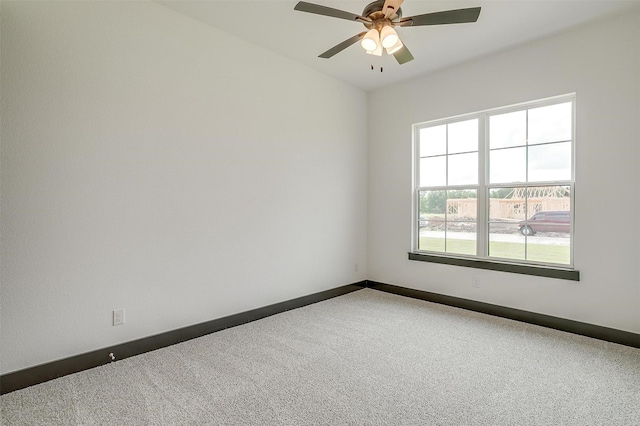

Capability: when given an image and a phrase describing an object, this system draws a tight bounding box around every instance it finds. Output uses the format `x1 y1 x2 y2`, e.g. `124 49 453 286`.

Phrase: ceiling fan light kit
294 0 481 65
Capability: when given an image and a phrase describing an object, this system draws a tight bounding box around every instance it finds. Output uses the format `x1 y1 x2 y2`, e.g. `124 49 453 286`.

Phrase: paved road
419 230 570 246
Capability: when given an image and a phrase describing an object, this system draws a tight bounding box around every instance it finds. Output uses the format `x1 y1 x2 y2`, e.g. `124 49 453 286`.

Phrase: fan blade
383 0 404 18
319 32 366 58
294 1 369 23
401 7 481 27
393 43 414 64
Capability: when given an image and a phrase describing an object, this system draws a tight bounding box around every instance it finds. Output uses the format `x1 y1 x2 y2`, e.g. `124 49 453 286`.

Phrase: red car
518 211 571 236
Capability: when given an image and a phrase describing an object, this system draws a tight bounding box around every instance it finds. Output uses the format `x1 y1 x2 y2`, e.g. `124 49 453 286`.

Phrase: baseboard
5 279 636 395
0 281 366 395
366 281 640 349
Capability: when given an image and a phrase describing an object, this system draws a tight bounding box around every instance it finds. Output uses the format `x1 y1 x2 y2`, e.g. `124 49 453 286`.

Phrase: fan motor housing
362 0 402 20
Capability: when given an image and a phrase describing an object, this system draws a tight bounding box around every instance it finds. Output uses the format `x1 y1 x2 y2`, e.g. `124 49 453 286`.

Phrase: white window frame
411 94 576 275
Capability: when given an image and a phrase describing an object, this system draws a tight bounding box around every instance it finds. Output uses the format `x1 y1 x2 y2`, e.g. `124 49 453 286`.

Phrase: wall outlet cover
113 309 125 326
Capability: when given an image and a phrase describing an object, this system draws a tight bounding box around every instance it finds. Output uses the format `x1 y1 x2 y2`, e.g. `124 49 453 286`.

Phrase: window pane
524 236 571 265
489 187 525 222
420 125 446 156
528 142 571 182
418 190 445 252
489 110 526 149
490 147 526 183
528 102 572 144
518 186 571 264
448 119 478 154
488 185 570 264
448 152 478 185
519 215 570 264
419 190 477 255
419 156 446 187
489 223 525 260
418 231 445 252
488 187 525 260
446 189 477 256
446 222 477 256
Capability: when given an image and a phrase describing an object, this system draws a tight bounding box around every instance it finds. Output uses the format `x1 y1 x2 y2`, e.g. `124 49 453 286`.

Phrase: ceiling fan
294 0 481 64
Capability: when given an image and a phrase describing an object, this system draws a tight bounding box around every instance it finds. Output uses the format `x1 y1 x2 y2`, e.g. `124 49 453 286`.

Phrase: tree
420 191 446 214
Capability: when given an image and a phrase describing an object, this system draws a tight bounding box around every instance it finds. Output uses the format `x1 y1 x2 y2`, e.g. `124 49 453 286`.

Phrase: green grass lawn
418 237 570 264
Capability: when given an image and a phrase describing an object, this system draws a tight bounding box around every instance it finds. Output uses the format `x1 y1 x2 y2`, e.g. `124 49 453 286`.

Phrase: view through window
414 95 574 267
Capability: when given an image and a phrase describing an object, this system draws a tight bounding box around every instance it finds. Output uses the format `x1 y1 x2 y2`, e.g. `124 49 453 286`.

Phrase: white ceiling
157 0 640 92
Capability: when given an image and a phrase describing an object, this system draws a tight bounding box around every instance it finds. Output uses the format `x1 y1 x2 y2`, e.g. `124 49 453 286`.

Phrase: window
413 95 575 274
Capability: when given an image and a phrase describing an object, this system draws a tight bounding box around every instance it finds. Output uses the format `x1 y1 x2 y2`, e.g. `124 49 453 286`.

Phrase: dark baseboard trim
366 281 640 349
0 281 366 395
4 279 637 395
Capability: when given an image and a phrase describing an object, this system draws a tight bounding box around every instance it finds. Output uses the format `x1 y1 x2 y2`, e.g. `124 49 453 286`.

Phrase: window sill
408 252 580 281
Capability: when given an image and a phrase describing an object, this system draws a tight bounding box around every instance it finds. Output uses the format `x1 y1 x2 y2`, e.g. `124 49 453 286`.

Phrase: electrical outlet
113 309 125 326
472 276 481 288
354 263 359 272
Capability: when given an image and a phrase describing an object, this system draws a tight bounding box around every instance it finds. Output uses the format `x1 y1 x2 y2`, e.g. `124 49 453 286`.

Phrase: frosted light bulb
380 25 399 49
361 28 380 52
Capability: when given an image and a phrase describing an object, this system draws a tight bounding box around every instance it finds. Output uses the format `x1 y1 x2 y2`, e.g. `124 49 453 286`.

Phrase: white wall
368 11 640 334
0 1 368 374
